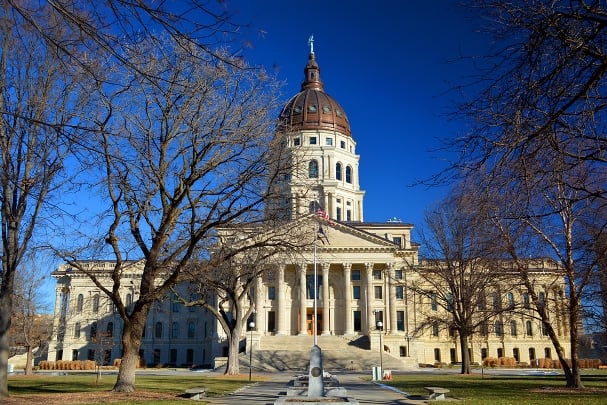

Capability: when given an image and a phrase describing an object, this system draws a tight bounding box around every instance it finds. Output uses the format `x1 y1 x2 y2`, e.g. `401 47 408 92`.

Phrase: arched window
171 322 179 338
510 320 517 336
538 292 546 308
76 294 84 312
92 294 100 313
526 320 533 336
308 160 319 178
495 321 503 336
336 162 342 180
345 166 352 183
188 321 196 338
126 293 133 306
492 291 501 310
155 321 163 338
74 322 81 338
507 292 515 309
523 292 530 309
90 321 98 340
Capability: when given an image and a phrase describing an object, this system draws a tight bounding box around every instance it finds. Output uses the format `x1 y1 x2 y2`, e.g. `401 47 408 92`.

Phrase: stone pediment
303 215 397 253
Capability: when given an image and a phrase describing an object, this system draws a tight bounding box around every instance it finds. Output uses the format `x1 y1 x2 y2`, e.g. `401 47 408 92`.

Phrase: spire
301 35 324 91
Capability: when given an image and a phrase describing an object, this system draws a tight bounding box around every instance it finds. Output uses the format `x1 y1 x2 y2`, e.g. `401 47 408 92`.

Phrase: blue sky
226 0 489 231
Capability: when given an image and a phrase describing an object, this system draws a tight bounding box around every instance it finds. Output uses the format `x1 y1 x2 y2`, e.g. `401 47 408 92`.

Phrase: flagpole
313 224 318 347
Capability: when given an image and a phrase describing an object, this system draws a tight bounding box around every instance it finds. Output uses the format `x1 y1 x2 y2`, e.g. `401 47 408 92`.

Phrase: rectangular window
74 322 81 338
353 285 361 299
293 137 300 146
395 269 403 280
510 320 517 336
374 286 382 299
72 349 78 361
170 349 177 364
346 210 351 221
396 311 405 331
431 293 437 311
432 322 439 336
188 321 195 338
268 286 276 300
395 286 404 299
267 311 276 332
325 137 333 146
353 311 361 331
393 236 402 247
513 348 520 362
309 136 317 145
336 207 342 221
186 349 194 364
373 270 382 280
340 140 346 149
351 269 360 280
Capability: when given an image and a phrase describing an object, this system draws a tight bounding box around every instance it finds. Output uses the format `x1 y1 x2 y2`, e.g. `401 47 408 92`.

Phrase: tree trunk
0 294 11 398
459 333 471 374
224 330 241 375
24 345 33 376
112 318 144 392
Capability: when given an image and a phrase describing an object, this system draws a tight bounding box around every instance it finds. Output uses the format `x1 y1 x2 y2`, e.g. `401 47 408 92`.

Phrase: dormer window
308 105 317 112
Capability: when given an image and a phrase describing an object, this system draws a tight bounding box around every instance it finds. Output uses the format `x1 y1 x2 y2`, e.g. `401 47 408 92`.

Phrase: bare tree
444 1 607 388
0 5 91 397
411 186 514 374
179 220 310 375
10 259 53 375
55 37 283 392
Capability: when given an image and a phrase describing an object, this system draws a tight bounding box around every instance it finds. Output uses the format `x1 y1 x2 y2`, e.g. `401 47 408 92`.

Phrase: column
322 262 330 335
298 264 307 335
255 274 263 333
276 264 287 335
365 262 374 334
343 263 353 335
388 264 397 334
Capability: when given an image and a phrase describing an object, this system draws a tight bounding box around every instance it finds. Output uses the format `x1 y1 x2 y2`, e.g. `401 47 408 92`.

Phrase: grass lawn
8 372 261 404
384 370 607 404
6 369 607 404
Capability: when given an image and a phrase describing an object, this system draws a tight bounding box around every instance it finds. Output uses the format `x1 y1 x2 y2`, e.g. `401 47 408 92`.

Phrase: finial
308 35 314 54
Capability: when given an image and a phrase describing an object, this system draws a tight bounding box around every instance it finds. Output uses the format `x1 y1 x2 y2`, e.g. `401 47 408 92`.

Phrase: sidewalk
203 372 434 405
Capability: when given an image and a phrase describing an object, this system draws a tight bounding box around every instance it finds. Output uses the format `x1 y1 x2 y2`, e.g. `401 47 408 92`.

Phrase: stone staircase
240 335 417 373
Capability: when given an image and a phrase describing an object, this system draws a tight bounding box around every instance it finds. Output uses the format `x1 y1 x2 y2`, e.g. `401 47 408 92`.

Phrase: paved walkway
203 372 434 405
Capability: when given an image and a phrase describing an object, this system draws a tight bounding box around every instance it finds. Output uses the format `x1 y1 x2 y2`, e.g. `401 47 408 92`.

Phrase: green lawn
7 370 607 404
384 371 607 404
8 373 257 404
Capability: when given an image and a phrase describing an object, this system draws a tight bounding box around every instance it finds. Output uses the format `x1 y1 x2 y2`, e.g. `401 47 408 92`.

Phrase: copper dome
278 52 351 137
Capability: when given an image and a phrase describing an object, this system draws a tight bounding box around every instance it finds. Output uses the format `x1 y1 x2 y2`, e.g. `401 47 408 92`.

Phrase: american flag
317 225 330 244
315 207 336 226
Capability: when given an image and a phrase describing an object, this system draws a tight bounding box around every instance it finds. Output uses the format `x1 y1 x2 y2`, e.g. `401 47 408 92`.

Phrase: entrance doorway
306 308 323 335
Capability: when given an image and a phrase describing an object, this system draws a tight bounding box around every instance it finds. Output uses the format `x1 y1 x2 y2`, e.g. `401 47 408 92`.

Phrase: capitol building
48 47 569 371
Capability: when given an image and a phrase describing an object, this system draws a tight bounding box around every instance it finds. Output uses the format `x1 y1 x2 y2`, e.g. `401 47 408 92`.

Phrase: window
188 321 196 338
126 293 133 307
340 140 346 149
431 293 438 311
396 311 405 331
336 163 342 180
172 297 180 312
480 321 488 336
510 320 517 336
309 136 317 145
351 270 361 280
92 294 100 313
434 348 441 362
353 311 361 331
155 322 163 338
432 322 439 336
478 295 487 311
172 322 179 338
325 137 333 146
495 321 503 337
374 286 383 299
538 292 546 308
529 348 536 361
346 210 351 221
353 285 361 299
393 237 402 247
526 320 533 336
76 294 84 313
492 292 501 310
523 292 530 309
513 348 520 362
186 349 194 364
345 166 352 183
544 347 551 359
74 322 81 338
395 269 403 280
170 349 177 364
336 207 342 221
268 286 276 300
90 322 98 340
507 292 515 309
395 286 404 299
293 137 300 146
497 348 504 358
106 322 113 337
373 270 382 280
308 160 319 178
446 293 454 312
72 349 78 361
